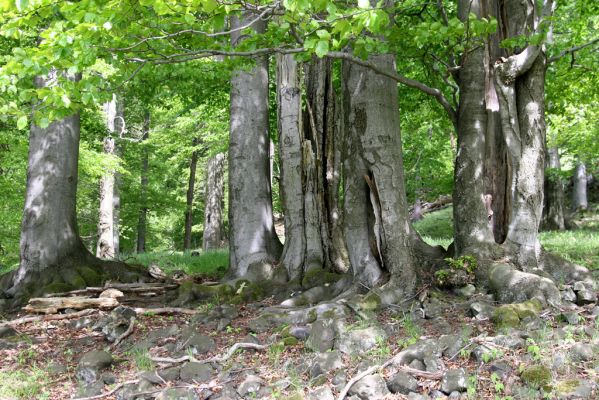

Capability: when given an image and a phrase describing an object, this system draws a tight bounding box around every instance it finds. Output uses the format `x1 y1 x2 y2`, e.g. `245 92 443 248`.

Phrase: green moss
358 292 381 311
282 336 298 346
44 282 74 294
492 299 542 329
60 269 86 289
77 266 102 286
521 365 552 388
555 379 581 395
301 269 341 288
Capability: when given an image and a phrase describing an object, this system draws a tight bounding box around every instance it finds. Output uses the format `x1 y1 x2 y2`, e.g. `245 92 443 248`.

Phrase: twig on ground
110 317 136 350
72 379 139 400
337 356 445 400
0 309 99 328
151 342 268 365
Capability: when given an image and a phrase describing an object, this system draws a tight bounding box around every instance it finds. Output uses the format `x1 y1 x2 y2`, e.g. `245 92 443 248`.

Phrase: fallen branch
24 296 119 314
0 309 99 328
133 307 200 315
72 379 139 400
45 283 179 298
337 357 445 400
110 317 136 350
151 342 267 365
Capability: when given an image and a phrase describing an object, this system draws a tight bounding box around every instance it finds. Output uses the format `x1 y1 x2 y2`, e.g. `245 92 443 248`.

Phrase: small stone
562 311 581 325
576 289 597 306
486 361 512 380
454 284 476 298
348 374 390 400
289 325 311 340
306 320 335 352
181 333 216 354
441 368 468 394
561 288 577 303
313 350 343 374
306 386 334 400
155 387 199 400
180 362 213 383
438 335 465 358
237 374 263 397
570 343 594 362
409 359 426 371
387 371 418 394
101 372 117 385
448 391 461 399
408 393 431 400
141 367 181 384
493 334 525 349
47 362 68 375
76 350 113 384
0 326 18 338
337 325 387 355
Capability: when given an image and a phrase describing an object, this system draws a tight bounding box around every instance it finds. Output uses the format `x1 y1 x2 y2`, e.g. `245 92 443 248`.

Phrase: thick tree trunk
96 95 123 259
203 153 225 251
342 55 416 295
572 161 588 211
543 147 565 230
228 12 282 278
136 111 150 253
453 0 496 257
183 139 200 250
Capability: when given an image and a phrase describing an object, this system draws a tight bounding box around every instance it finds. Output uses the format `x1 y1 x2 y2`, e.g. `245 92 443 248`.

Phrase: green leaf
314 40 329 58
38 118 50 129
203 0 218 13
17 116 28 130
358 0 370 9
15 0 28 12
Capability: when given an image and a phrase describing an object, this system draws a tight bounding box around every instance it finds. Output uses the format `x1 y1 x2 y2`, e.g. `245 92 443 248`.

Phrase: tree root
0 308 100 328
151 342 267 365
110 316 135 350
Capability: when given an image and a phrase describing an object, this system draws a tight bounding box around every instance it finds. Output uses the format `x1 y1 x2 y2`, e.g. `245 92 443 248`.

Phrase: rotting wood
0 308 100 328
44 283 179 298
24 296 119 314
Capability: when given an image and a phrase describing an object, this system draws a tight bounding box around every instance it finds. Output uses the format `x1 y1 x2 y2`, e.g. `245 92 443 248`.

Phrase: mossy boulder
520 365 552 388
492 299 542 329
77 266 103 286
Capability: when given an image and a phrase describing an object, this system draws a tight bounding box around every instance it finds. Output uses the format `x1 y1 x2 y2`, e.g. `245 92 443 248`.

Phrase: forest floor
0 207 597 400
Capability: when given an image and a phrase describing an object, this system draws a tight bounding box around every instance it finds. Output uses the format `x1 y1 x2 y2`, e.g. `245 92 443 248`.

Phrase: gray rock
471 345 493 363
441 368 468 394
423 298 448 319
576 289 597 305
570 343 594 361
101 372 117 385
486 361 512 380
394 340 441 366
348 374 390 400
387 371 419 394
76 350 113 384
47 362 68 375
69 317 96 329
438 335 465 358
431 390 448 398
237 374 263 397
93 306 136 342
141 367 181 384
310 350 343 378
408 393 431 400
448 391 461 399
179 333 216 354
454 284 476 298
337 325 387 355
561 288 577 303
562 311 581 325
77 380 105 398
332 371 347 390
289 325 311 340
493 334 525 349
307 386 335 400
552 351 568 370
180 362 213 383
409 359 426 371
306 320 335 352
155 387 200 400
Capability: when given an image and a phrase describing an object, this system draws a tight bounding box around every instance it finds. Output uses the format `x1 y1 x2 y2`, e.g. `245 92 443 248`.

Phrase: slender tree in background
202 153 225 251
228 12 282 278
183 138 200 250
136 110 150 253
96 94 123 259
572 160 588 212
543 146 565 230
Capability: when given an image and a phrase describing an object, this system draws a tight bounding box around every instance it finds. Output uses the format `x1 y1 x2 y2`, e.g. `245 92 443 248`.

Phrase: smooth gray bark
342 55 416 293
96 94 123 259
228 12 282 277
572 161 588 211
136 111 150 253
203 153 225 251
184 139 200 250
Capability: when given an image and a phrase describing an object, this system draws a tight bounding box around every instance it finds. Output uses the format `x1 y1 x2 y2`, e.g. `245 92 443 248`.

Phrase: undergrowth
125 249 229 278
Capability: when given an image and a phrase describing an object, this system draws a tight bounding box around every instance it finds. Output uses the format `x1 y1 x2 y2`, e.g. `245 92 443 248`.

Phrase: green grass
413 206 454 249
540 212 599 271
0 369 50 399
125 249 229 278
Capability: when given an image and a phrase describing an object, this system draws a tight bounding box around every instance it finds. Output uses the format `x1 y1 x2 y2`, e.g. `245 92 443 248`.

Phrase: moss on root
301 269 342 288
492 299 543 329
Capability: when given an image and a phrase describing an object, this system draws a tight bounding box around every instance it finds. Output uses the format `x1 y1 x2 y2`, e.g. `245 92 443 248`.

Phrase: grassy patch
413 206 453 248
125 249 229 278
0 369 50 399
540 212 599 271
